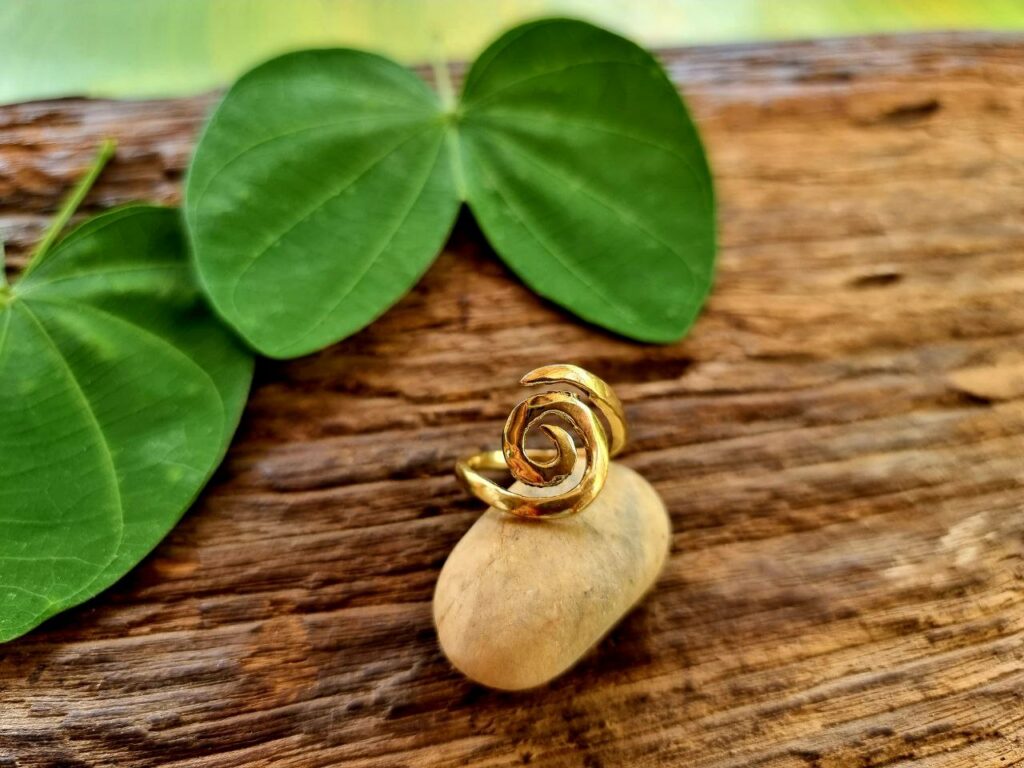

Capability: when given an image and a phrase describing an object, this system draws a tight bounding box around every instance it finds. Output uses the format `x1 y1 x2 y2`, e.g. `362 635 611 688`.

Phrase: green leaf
0 206 253 642
185 18 715 356
186 49 462 358
459 19 715 342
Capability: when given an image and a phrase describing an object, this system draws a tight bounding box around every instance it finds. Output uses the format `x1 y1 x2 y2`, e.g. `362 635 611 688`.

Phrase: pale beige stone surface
434 462 671 690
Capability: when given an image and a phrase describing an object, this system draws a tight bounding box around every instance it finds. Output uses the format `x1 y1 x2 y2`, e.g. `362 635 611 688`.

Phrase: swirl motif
455 364 627 518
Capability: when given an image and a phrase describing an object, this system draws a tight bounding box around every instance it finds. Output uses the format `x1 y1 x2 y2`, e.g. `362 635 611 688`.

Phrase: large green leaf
186 49 462 359
0 206 253 642
459 19 715 341
186 18 716 356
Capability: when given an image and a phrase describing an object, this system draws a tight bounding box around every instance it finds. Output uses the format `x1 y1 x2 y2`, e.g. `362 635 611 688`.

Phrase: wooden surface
2 33 1023 768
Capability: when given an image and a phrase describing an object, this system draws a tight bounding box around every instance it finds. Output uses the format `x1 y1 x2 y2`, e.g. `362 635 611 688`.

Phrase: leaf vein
0 309 12 369
464 58 653 109
475 109 714 213
16 205 155 288
190 113 427 215
285 130 450 351
25 296 229 427
14 303 124 532
0 555 104 567
225 122 439 319
479 128 702 287
467 146 642 327
1 585 54 604
17 262 182 296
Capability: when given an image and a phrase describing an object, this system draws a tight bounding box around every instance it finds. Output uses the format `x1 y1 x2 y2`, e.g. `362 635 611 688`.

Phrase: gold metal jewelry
454 364 627 519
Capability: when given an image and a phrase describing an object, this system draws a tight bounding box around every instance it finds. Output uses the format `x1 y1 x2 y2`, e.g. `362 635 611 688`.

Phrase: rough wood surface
1 33 1023 768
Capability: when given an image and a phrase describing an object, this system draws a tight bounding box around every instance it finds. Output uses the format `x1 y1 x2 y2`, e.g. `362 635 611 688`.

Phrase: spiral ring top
454 364 627 519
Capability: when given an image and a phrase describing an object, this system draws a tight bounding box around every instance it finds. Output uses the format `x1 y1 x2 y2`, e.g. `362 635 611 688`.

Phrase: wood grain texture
1 33 1023 768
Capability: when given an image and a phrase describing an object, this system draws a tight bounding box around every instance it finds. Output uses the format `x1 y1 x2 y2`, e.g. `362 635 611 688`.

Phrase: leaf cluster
0 19 714 642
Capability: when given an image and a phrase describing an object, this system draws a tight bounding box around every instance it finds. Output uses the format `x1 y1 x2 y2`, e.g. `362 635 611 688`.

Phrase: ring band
454 364 627 519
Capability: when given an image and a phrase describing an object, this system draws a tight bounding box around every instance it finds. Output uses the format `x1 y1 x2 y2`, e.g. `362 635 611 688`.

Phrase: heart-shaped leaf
0 205 253 642
458 19 716 342
186 18 716 357
186 49 463 358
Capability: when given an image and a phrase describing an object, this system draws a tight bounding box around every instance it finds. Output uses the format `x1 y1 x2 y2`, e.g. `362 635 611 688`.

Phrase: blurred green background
2 0 1023 104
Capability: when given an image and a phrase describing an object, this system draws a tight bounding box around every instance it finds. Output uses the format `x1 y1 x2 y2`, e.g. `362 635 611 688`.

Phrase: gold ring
454 364 627 519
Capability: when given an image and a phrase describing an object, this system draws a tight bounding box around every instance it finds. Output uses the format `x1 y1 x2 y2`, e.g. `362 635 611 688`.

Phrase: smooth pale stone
434 461 670 690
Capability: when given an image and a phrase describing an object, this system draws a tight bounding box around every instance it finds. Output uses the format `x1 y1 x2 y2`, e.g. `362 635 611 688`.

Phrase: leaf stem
430 47 467 199
0 238 7 290
23 139 116 279
431 47 456 113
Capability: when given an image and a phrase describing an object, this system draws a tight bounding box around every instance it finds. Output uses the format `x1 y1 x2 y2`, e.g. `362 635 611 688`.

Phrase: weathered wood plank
1 32 1023 768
